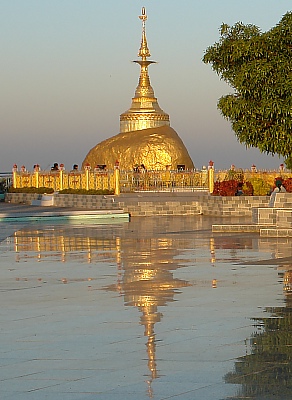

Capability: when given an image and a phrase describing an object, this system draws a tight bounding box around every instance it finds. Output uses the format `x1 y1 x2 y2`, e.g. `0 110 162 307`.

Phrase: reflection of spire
283 270 292 294
210 237 216 265
140 302 162 381
107 267 189 392
104 237 191 397
61 234 66 262
116 237 123 294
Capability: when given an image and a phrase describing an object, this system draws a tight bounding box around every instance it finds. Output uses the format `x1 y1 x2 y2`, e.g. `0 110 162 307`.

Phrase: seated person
273 179 286 192
235 182 243 196
51 163 59 171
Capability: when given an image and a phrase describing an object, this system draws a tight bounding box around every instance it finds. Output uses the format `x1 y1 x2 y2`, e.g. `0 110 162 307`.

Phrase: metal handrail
0 172 13 192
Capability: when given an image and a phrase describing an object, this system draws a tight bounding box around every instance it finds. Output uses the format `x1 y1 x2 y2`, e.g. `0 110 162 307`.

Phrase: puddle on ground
1 215 292 399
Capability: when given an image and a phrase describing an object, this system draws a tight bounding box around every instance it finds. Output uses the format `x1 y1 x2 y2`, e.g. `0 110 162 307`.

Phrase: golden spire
120 7 170 133
138 7 151 60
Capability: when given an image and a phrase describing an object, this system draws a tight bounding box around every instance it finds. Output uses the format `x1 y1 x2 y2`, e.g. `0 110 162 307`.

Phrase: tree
225 303 292 399
203 12 292 168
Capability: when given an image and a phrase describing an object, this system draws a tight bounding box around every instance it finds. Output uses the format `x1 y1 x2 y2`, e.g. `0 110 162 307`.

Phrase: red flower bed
282 178 292 193
212 180 254 196
212 180 239 196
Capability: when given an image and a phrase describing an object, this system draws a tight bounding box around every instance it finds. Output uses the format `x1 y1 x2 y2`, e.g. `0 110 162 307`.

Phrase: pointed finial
138 7 150 60
139 7 147 23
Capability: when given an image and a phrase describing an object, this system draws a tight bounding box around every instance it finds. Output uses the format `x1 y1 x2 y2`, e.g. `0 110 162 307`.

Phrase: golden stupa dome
82 125 193 170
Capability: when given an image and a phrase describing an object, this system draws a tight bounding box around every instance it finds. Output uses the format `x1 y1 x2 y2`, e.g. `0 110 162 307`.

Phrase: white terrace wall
5 193 120 211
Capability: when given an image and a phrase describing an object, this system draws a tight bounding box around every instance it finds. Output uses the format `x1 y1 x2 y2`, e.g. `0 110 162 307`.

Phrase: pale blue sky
1 0 291 171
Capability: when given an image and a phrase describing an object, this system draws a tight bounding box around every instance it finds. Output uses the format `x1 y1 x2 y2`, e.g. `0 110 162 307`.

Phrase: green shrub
58 189 114 195
224 168 244 182
248 178 271 196
242 181 254 195
8 187 114 195
8 187 54 194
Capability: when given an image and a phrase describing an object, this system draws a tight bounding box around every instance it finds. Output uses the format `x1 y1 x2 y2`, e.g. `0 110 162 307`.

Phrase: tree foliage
203 12 292 167
225 303 292 399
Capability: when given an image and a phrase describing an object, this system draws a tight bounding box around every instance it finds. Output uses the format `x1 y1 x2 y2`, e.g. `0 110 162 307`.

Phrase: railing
0 172 13 192
119 170 209 192
10 166 289 194
12 170 115 192
10 168 211 193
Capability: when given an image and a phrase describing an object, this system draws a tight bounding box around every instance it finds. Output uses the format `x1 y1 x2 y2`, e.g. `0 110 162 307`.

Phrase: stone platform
0 203 129 223
212 193 292 237
5 192 270 217
212 224 267 233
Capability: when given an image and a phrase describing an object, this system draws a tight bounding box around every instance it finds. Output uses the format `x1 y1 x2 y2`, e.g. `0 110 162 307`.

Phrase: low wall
118 193 269 216
5 193 40 204
55 194 120 210
5 192 270 217
5 193 120 210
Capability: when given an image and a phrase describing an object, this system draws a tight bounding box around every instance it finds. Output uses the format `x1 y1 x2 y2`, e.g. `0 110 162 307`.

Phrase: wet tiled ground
1 210 291 399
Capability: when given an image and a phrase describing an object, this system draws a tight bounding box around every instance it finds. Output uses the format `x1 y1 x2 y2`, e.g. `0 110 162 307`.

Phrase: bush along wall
282 178 292 192
58 189 114 195
8 187 114 195
8 187 54 194
212 180 239 196
211 167 292 196
212 176 292 196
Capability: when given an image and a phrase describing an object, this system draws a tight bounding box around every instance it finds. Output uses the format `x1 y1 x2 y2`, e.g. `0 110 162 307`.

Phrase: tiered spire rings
120 7 170 133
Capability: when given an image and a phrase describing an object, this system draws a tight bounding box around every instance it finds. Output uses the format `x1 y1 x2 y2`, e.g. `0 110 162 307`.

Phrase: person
273 179 286 192
51 163 59 171
235 182 243 196
133 165 140 187
269 179 286 207
72 164 78 171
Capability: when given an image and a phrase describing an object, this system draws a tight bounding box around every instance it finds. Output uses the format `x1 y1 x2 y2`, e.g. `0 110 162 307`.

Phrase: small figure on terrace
51 163 59 171
273 179 286 192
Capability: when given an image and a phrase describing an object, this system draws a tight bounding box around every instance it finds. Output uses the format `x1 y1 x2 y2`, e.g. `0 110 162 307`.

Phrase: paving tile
0 212 290 399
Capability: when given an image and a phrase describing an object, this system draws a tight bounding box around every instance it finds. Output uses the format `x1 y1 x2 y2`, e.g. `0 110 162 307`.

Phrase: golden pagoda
82 7 194 171
120 7 170 133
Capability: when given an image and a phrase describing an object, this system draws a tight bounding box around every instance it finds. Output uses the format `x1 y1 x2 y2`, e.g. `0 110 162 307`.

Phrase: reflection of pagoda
10 218 204 397
11 226 122 264
105 237 190 394
283 270 292 293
